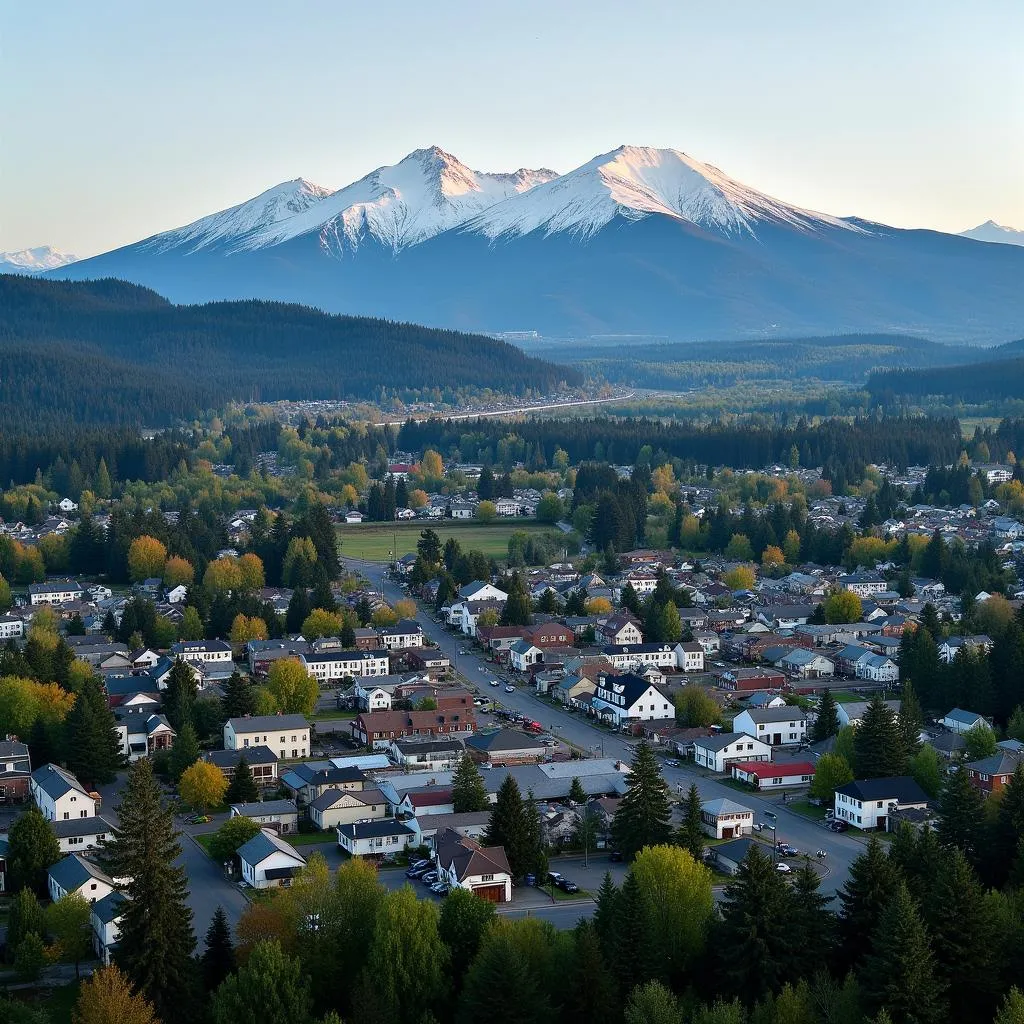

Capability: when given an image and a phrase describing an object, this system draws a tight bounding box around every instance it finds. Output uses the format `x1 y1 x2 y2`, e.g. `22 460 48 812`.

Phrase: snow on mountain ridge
960 220 1024 247
0 245 78 273
462 145 862 241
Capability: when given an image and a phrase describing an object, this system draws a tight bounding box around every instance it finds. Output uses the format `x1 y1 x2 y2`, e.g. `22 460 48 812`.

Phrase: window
63 812 69 820
876 801 883 808
981 773 990 782
81 809 88 818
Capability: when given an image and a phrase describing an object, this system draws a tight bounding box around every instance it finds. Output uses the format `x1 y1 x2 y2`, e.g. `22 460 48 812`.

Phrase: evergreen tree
163 658 198 732
200 906 236 993
620 581 641 616
568 776 587 805
500 573 532 627
310 576 337 614
715 844 794 1000
897 678 924 759
484 776 531 881
593 872 620 947
676 783 705 862
523 789 548 880
212 939 312 1024
853 694 906 778
837 838 899 971
790 860 834 974
221 669 257 719
27 716 60 770
64 677 123 786
168 721 200 783
861 881 946 1024
105 759 195 1020
989 764 1024 886
286 587 311 634
225 755 259 804
565 921 618 1024
7 886 45 955
6 807 60 896
936 765 986 867
451 754 490 813
611 740 673 860
612 870 648 1000
437 886 496 988
456 921 548 1024
811 689 840 743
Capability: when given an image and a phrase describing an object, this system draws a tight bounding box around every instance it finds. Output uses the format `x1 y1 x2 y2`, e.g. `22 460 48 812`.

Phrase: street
345 556 863 897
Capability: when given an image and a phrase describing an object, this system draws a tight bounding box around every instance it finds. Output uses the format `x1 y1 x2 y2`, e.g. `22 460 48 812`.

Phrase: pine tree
593 872 620 947
861 881 946 1024
163 658 198 732
226 755 259 804
222 669 257 719
897 678 923 758
169 721 200 783
499 573 532 627
523 789 548 880
989 764 1024 886
286 587 311 634
611 740 673 860
676 783 705 862
936 762 986 867
836 837 899 971
853 694 906 778
565 921 618 1024
789 860 834 974
568 776 587 805
64 677 123 786
201 906 236 992
811 689 840 743
612 871 648 999
484 775 531 881
451 755 490 813
105 759 195 1019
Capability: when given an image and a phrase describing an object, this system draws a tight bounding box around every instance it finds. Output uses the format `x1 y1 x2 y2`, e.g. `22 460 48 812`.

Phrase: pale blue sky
3 0 1022 256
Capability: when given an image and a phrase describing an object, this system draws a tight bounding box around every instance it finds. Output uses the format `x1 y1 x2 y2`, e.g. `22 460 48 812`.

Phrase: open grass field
338 520 560 561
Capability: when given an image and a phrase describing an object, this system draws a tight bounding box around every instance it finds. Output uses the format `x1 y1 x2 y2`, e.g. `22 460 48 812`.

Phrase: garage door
472 884 506 903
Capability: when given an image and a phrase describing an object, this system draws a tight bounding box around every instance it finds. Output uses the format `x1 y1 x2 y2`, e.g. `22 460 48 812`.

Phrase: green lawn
546 885 592 902
789 798 829 821
194 833 215 855
311 709 357 721
285 831 336 846
338 521 558 561
829 690 868 703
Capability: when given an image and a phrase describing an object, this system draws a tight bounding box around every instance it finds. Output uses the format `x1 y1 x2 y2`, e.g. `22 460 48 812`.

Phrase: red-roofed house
432 827 512 902
730 761 816 790
398 788 456 816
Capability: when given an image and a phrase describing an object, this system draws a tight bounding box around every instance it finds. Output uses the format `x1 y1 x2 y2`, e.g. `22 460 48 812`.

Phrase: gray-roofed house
30 764 96 822
48 854 115 903
732 707 808 746
205 745 279 787
308 788 387 831
433 827 512 902
90 890 127 965
224 714 310 761
940 708 988 735
701 797 755 839
712 837 761 876
229 799 299 834
280 763 367 806
965 751 1023 796
692 733 772 774
336 818 417 857
465 729 547 766
52 814 117 854
834 777 929 831
389 737 465 771
237 828 307 888
0 740 32 803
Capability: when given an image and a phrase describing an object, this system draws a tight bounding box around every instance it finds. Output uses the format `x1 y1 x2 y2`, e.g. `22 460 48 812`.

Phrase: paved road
346 557 862 898
378 392 637 426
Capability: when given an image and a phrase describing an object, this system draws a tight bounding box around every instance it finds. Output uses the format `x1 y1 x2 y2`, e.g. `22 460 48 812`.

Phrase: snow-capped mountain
47 144 1024 344
1 245 77 274
960 220 1024 247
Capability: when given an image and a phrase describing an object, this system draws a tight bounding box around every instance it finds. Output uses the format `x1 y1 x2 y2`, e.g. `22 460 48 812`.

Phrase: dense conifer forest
0 275 579 429
868 349 1024 405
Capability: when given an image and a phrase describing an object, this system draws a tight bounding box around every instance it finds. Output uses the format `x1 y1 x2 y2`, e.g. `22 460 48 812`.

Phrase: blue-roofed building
48 854 115 903
237 828 306 889
90 890 127 965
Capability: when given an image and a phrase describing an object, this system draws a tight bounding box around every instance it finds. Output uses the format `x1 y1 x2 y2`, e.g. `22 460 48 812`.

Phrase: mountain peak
960 220 1024 246
0 245 78 274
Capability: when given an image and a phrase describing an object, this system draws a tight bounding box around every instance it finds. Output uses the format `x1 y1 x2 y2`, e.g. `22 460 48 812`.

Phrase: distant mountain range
40 145 1024 344
959 220 1024 247
1 245 77 273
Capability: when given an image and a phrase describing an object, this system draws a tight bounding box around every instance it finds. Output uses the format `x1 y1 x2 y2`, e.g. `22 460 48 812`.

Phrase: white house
833 777 929 831
458 581 509 604
674 642 705 673
58 498 78 513
30 764 97 822
940 708 988 734
692 733 772 773
28 580 85 606
166 584 189 604
336 817 417 857
353 681 392 711
52 815 117 854
47 854 115 904
389 738 465 771
432 827 512 903
114 713 175 762
598 615 644 646
308 788 388 830
509 640 544 672
938 636 994 664
838 572 888 597
237 828 307 888
0 616 24 641
344 510 365 524
169 639 232 663
224 715 310 761
590 673 673 726
90 890 126 966
378 620 424 649
601 643 677 672
302 650 390 683
701 797 754 839
836 699 901 729
229 799 299 834
778 649 835 679
732 707 808 746
855 654 899 683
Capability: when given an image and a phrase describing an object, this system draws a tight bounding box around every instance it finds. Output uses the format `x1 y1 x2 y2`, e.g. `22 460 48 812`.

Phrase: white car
776 862 792 874
489 679 500 687
504 685 516 693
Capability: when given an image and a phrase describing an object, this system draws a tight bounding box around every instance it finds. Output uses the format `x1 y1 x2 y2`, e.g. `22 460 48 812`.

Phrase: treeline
0 275 579 428
868 355 1024 406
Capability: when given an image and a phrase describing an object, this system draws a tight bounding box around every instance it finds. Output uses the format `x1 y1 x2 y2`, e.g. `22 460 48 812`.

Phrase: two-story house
965 751 1022 796
30 764 97 822
169 639 233 663
732 707 808 746
597 614 644 646
590 672 673 726
224 715 310 761
301 649 390 684
601 643 677 672
432 827 512 903
692 732 772 773
0 740 32 803
352 709 476 750
833 777 929 831
29 580 85 606
674 642 705 673
378 620 424 650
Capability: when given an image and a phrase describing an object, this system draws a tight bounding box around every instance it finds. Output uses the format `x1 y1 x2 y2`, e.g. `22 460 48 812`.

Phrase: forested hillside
0 275 579 429
868 353 1024 405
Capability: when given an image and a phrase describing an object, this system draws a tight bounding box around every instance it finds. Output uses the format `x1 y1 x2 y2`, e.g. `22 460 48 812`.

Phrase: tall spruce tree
611 740 673 860
105 759 195 1020
200 906 236 993
853 694 906 778
593 872 620 948
989 764 1024 886
221 670 257 719
500 573 532 627
789 860 834 974
861 881 946 1024
676 783 705 862
225 755 259 804
936 763 986 866
7 806 60 896
163 658 198 732
169 722 200 783
836 837 899 971
451 754 490 813
612 870 648 1000
811 688 840 743
484 776 531 881
897 679 924 759
64 677 123 786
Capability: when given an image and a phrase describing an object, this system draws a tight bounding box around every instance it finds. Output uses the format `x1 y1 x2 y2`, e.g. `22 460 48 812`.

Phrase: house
47 854 115 903
692 733 771 773
732 707 808 746
719 668 787 692
838 572 888 597
352 709 476 750
336 818 417 857
940 708 988 734
398 788 456 817
412 811 492 846
731 761 816 790
90 890 126 966
965 751 1023 796
28 580 85 606
344 510 365 524
458 581 509 604
856 654 899 683
308 788 388 830
352 680 393 712
674 642 705 673
551 674 598 707
465 729 547 766
229 799 300 834
280 763 367 806
509 640 545 673
744 692 786 709
711 837 760 876
601 643 677 672
114 712 175 762
432 827 512 902
597 614 644 646
833 777 929 831
30 764 97 822
693 631 720 655
778 649 835 679
389 737 465 771
237 829 307 888
0 616 24 641
938 636 994 664
52 815 117 854
590 673 673 726
302 649 391 683
701 797 754 839
837 700 901 729
378 620 424 649
169 639 232 664
975 463 1013 484
205 746 279 787
166 584 189 604
224 715 310 760
58 497 78 513
0 740 32 803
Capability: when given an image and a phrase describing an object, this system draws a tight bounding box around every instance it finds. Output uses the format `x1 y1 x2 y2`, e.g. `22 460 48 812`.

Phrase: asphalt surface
346 556 863 898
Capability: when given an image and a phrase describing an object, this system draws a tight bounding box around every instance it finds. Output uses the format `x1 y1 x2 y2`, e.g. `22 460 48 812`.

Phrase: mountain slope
49 145 1024 344
960 220 1024 247
1 245 77 273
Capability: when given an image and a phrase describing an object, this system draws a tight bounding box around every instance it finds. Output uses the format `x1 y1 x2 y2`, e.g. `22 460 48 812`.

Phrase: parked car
777 843 800 857
504 685 516 693
776 862 792 874
421 871 439 885
827 820 850 832
609 851 624 862
429 881 449 895
547 871 579 893
490 679 500 687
